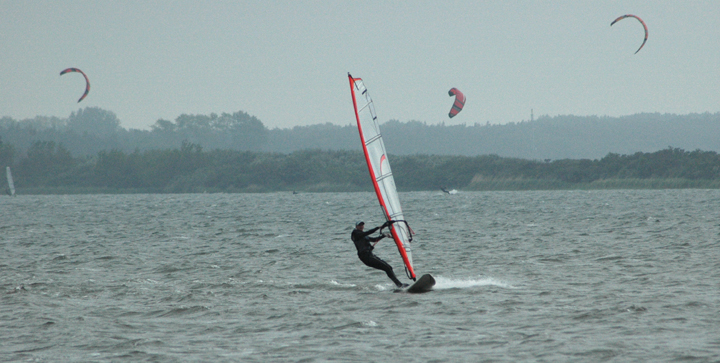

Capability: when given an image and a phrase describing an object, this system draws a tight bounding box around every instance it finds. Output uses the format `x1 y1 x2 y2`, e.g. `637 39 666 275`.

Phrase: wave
432 276 516 290
329 280 356 288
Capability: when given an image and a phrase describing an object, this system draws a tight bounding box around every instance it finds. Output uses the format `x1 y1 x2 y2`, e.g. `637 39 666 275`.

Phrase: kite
60 68 90 103
611 14 648 54
448 88 466 118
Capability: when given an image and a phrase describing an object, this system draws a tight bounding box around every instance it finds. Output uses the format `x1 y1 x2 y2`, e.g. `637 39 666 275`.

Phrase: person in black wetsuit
351 221 408 288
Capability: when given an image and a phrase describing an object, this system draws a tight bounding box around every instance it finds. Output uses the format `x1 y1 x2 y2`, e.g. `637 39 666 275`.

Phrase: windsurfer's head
355 221 365 230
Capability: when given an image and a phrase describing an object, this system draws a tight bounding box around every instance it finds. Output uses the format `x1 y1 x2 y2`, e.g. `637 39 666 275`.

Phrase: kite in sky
448 88 466 118
60 68 90 103
611 14 648 54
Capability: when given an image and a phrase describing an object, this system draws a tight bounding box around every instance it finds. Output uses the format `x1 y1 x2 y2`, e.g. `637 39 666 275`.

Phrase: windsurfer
351 221 408 288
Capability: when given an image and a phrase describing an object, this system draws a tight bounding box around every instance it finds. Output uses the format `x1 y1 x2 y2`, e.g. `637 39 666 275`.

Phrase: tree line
0 108 268 158
2 107 720 160
3 138 720 194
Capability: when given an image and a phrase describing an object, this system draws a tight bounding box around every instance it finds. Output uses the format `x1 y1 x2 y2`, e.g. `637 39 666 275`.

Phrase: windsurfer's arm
361 227 380 237
361 222 393 238
369 233 388 246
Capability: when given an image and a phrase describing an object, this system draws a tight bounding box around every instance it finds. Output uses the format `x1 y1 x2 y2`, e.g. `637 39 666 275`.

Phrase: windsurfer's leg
360 253 403 286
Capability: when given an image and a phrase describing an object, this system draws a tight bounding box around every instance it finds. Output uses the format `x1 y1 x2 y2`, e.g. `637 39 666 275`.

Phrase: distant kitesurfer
351 221 408 288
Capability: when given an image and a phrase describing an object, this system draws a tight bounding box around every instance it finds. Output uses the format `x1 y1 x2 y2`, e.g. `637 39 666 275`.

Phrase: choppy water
1 190 719 362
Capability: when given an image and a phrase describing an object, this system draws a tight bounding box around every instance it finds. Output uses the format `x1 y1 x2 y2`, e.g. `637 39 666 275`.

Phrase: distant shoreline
464 178 720 191
4 145 720 194
9 178 720 195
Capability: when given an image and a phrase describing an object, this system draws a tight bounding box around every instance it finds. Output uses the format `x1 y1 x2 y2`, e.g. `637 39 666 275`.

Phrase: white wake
432 276 516 290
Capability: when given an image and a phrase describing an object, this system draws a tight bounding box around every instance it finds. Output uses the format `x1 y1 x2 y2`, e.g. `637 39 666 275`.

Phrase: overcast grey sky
1 1 719 130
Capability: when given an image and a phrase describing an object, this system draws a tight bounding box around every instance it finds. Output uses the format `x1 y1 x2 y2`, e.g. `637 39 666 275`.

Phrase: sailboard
348 73 418 281
6 167 15 196
405 273 435 293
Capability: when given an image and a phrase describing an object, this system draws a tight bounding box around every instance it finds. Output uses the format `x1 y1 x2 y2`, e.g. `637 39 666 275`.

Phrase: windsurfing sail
6 167 15 196
347 73 416 281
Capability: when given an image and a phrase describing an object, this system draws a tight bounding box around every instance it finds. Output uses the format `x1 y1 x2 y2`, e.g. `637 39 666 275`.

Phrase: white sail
348 74 415 280
6 167 15 196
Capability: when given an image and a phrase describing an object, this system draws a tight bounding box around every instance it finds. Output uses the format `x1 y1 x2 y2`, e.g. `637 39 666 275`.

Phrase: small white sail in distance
6 167 15 196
